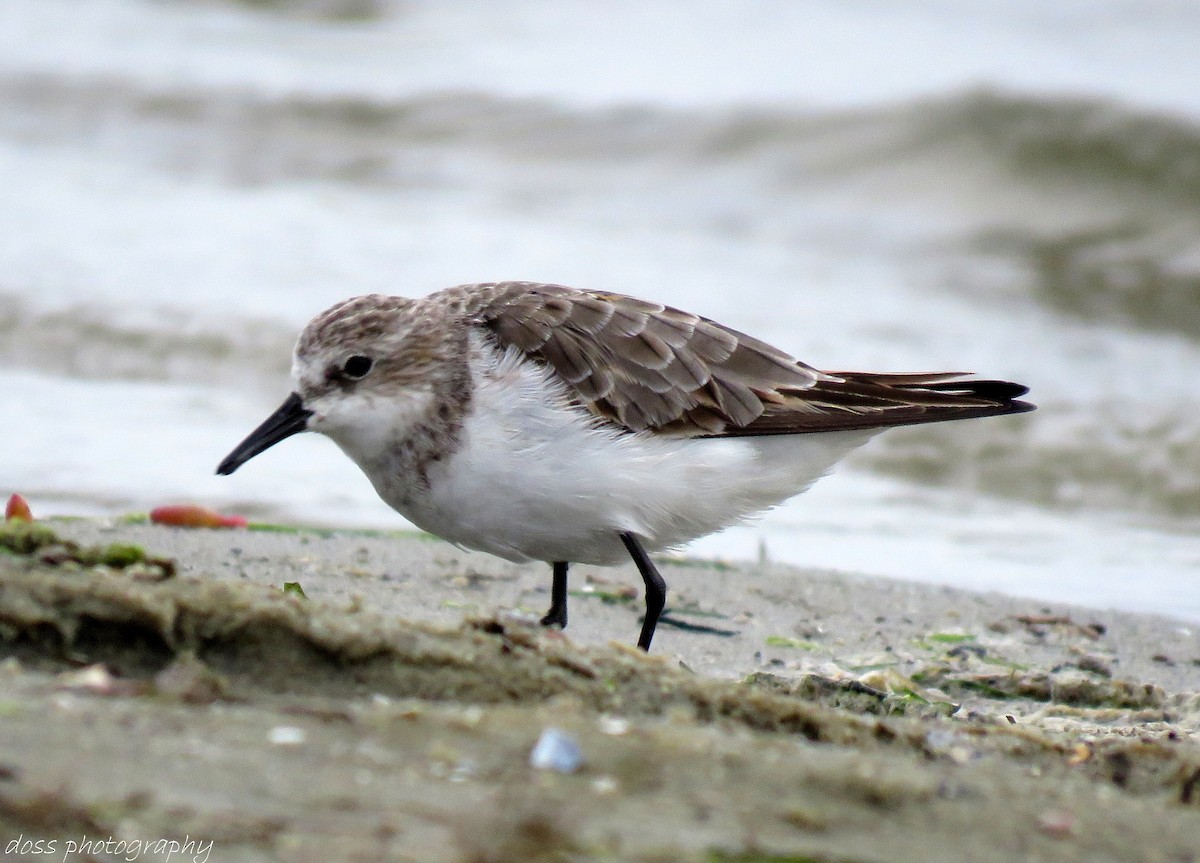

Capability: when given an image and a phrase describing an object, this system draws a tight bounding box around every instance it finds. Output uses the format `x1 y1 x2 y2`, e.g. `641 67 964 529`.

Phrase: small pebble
529 728 583 774
1036 809 1076 839
455 706 484 727
267 726 306 747
598 716 630 736
591 776 618 795
947 746 973 765
1076 654 1113 677
56 664 119 695
947 643 988 660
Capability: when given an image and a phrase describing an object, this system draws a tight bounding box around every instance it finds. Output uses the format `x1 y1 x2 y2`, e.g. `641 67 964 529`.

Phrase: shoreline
46 516 1200 692
2 517 1199 862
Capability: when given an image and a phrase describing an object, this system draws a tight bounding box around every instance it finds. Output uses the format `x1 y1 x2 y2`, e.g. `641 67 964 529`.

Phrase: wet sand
2 517 1199 862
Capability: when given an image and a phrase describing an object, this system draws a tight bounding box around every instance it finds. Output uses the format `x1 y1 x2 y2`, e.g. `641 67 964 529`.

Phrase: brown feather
448 281 1034 437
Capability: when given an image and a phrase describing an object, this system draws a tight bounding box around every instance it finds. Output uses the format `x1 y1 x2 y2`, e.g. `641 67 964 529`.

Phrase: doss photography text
5 834 214 863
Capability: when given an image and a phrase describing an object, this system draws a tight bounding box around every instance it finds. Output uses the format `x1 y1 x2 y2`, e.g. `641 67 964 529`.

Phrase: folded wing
456 282 1034 436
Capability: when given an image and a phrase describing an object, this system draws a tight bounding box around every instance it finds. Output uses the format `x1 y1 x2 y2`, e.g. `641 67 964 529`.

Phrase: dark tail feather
899 378 1030 404
724 372 1035 436
827 371 1032 410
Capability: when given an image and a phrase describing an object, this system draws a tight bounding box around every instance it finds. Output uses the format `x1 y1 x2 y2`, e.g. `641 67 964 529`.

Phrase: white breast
386 338 877 565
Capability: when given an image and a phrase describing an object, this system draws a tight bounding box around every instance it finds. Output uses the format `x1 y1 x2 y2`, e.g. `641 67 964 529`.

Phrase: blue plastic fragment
529 727 584 773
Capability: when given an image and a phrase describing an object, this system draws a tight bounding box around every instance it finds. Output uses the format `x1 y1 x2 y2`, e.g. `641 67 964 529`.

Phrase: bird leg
620 532 666 652
540 561 569 629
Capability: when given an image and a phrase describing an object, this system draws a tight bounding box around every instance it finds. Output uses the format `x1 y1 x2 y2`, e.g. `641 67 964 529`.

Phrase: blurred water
2 0 1198 619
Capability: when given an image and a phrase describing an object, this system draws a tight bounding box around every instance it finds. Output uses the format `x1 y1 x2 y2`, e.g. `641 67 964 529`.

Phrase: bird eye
342 355 373 379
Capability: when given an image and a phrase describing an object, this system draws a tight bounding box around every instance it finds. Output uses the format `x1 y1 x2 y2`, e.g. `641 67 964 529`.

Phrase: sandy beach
2 516 1199 863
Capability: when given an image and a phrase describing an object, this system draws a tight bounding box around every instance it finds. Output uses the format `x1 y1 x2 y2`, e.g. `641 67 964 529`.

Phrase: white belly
384 344 876 565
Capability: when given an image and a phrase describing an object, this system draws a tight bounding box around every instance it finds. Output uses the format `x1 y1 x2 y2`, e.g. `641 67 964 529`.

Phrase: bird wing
454 282 1033 436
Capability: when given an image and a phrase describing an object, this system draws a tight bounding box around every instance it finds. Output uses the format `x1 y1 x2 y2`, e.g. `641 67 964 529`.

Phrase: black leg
540 561 569 629
620 533 666 652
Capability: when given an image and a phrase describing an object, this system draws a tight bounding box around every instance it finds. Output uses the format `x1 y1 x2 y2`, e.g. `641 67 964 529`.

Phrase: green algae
0 521 60 555
924 632 977 645
765 636 818 650
97 543 148 568
0 521 173 579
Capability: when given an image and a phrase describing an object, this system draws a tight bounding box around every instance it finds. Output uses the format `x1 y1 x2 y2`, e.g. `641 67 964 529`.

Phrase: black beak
216 392 313 476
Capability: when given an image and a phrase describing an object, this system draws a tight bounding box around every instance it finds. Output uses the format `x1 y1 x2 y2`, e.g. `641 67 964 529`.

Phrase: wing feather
446 282 1034 436
624 329 675 370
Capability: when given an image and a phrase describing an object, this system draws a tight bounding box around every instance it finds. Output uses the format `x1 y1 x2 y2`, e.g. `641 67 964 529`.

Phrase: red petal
150 504 247 529
5 494 33 522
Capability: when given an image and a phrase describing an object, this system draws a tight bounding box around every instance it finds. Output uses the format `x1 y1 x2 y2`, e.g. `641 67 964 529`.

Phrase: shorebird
217 282 1033 651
